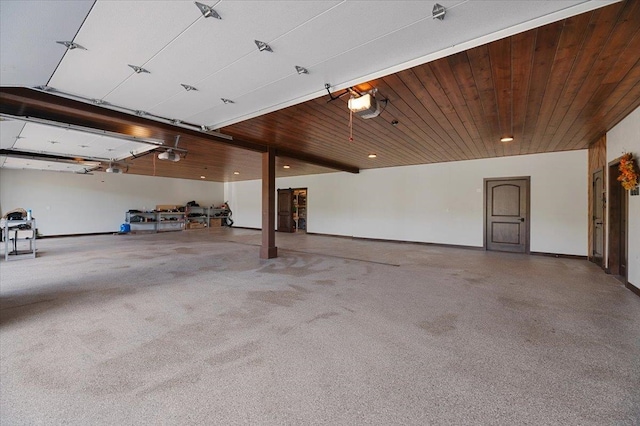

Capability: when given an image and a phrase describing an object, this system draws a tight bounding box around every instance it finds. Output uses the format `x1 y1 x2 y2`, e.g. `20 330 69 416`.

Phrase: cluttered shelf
123 202 233 233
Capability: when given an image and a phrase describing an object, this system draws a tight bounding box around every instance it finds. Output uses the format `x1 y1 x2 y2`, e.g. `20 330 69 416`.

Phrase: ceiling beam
0 87 359 175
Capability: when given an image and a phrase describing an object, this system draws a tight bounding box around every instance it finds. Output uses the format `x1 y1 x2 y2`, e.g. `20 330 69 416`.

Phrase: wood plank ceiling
2 0 639 182
218 0 640 178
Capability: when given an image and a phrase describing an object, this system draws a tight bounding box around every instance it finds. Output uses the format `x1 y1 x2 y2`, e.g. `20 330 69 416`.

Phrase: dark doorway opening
591 168 605 267
607 160 628 282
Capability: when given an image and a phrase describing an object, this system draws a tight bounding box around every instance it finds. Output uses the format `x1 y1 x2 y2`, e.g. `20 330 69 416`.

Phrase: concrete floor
1 228 639 425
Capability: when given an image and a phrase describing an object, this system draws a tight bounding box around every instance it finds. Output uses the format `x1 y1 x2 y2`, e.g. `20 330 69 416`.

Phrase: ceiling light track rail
29 85 235 141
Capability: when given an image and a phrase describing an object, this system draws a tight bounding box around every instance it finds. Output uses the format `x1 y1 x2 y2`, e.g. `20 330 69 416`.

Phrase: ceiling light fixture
56 41 85 50
135 110 147 116
195 1 221 19
233 171 240 175
221 98 234 104
128 64 150 74
172 119 183 125
500 136 514 143
295 66 309 75
255 40 273 52
181 84 197 92
92 99 106 105
432 3 446 20
348 93 381 119
200 175 206 179
34 85 54 92
368 154 377 158
283 165 290 169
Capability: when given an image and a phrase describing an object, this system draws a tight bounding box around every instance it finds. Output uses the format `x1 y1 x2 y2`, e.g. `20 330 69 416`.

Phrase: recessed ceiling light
56 41 85 50
500 136 514 142
233 171 240 175
391 120 399 126
195 1 221 19
79 145 89 148
295 65 309 75
283 165 290 169
221 98 234 104
200 175 206 179
181 84 197 92
49 140 60 144
368 154 377 158
128 64 149 74
255 40 273 52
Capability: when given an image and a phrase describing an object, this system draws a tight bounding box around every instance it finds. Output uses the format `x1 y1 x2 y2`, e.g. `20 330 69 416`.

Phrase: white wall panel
0 169 223 236
225 150 588 255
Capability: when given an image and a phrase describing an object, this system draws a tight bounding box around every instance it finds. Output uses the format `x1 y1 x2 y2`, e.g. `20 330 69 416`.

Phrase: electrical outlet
631 186 640 196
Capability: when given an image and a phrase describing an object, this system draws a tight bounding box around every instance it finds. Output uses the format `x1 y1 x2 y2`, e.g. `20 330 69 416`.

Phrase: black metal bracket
325 84 363 103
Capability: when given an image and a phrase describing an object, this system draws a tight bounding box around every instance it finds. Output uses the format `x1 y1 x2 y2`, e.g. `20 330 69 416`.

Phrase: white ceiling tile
10 122 155 161
0 119 26 149
49 0 203 99
0 157 96 173
0 0 93 87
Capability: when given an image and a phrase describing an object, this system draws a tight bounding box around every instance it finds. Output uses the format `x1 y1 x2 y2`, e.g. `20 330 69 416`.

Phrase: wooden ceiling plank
428 57 487 158
467 44 506 158
510 31 537 157
446 51 498 157
518 21 564 155
410 64 484 159
564 59 640 151
531 12 593 154
395 69 472 159
359 81 454 163
537 4 624 154
378 73 466 161
292 98 428 165
555 29 640 151
487 38 513 158
544 0 636 152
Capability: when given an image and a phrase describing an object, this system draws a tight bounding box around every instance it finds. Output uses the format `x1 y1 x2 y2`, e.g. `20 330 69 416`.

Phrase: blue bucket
120 223 131 233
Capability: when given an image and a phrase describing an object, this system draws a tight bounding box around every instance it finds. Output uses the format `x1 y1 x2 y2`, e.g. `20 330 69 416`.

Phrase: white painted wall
607 106 640 288
0 169 224 236
225 150 588 255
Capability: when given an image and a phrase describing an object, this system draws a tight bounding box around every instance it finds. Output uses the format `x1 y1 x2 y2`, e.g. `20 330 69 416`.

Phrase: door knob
519 218 525 222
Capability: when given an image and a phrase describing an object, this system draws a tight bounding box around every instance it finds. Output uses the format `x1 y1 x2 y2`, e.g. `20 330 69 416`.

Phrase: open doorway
608 159 628 282
277 188 307 233
293 188 307 232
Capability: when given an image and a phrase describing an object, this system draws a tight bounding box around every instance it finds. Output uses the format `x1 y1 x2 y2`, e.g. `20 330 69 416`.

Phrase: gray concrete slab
1 229 639 425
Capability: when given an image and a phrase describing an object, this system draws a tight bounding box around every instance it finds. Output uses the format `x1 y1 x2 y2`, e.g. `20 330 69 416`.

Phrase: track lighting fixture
195 2 221 19
34 85 54 92
128 64 150 74
255 40 273 52
181 84 197 91
295 66 309 75
221 98 234 104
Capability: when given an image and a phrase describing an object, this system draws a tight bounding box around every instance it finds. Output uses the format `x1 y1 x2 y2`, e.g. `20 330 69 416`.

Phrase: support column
260 147 277 259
